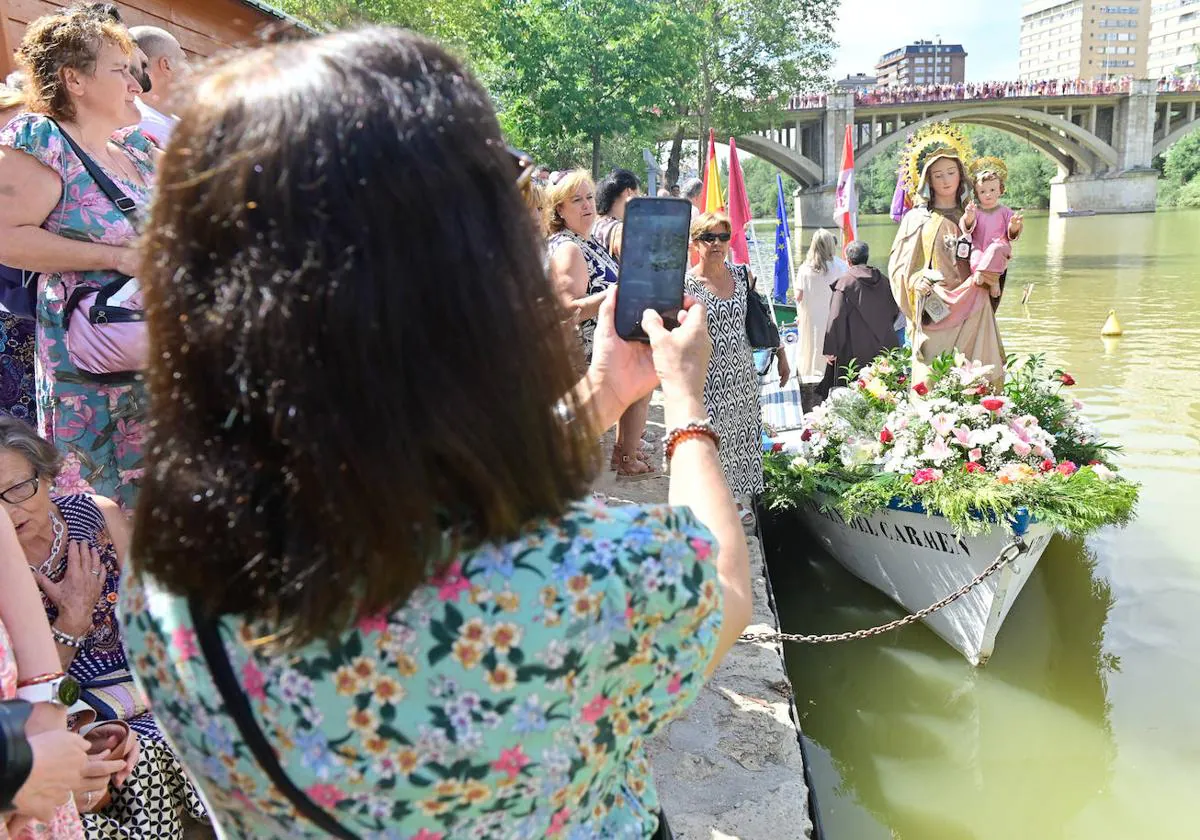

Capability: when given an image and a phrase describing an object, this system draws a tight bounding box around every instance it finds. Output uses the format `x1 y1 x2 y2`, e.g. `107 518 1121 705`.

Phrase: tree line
275 0 836 179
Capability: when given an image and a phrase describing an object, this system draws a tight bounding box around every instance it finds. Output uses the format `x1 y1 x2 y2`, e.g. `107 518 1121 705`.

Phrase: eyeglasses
0 475 38 505
694 232 732 243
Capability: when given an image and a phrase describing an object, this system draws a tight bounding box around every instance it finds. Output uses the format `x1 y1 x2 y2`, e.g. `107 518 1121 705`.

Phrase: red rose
981 397 1005 412
1039 458 1055 473
975 384 989 396
879 428 894 444
800 429 812 442
771 442 784 452
898 375 908 384
1059 373 1076 386
913 382 930 396
1056 460 1078 476
964 462 985 474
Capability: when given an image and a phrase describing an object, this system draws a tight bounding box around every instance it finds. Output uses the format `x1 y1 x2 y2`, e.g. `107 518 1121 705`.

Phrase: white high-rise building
1148 0 1200 76
1019 0 1151 80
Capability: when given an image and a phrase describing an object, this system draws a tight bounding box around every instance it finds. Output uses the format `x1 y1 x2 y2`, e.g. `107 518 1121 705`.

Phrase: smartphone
614 198 692 342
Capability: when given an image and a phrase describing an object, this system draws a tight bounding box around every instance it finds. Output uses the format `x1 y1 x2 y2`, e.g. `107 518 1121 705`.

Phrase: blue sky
831 0 1022 82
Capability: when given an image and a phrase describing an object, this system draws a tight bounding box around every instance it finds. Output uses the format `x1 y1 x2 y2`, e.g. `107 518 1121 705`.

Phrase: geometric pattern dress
684 263 764 497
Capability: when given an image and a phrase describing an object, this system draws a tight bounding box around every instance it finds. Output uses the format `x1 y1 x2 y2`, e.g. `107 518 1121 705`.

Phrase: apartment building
874 41 968 87
1148 0 1200 76
1019 0 1152 80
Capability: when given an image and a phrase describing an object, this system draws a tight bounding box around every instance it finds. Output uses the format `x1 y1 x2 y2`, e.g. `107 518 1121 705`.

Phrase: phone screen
614 198 692 341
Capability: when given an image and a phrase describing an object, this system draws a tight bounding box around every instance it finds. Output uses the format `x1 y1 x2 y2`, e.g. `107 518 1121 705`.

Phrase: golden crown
969 155 1009 185
899 123 974 200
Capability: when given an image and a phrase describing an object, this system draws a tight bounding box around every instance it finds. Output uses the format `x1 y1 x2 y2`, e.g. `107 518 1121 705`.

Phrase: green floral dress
121 500 722 839
0 115 153 510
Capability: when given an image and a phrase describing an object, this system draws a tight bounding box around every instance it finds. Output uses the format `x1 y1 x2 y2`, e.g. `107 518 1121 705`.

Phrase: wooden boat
796 495 1055 665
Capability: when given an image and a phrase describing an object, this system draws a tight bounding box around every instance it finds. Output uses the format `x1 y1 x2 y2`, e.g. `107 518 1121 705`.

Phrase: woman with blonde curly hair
0 9 151 509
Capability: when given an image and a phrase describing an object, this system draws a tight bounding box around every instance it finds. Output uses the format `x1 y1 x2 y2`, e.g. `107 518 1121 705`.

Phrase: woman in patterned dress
684 212 790 526
119 28 753 839
0 418 207 838
0 12 153 510
547 169 655 480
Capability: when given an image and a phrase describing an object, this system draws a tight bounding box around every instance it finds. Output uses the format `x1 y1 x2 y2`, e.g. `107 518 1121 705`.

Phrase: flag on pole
889 164 912 222
726 137 752 265
772 174 792 304
833 125 857 249
702 129 724 213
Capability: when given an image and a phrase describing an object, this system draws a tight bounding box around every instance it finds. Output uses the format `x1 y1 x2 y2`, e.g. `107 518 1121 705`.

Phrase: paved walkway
593 397 812 840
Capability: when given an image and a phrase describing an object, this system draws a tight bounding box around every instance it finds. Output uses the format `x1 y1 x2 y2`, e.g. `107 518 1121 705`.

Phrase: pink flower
412 831 444 840
667 673 683 695
305 783 343 808
1012 440 1032 457
981 397 1006 412
581 694 612 724
688 537 712 561
911 468 943 485
951 426 972 446
930 413 955 437
1039 458 1055 473
241 660 267 700
1059 373 1076 386
548 808 571 835
964 462 986 474
913 382 930 396
54 455 95 497
879 428 894 444
172 627 198 662
968 448 983 462
115 418 145 461
491 745 531 780
921 437 953 463
975 384 989 396
1056 461 1078 476
60 403 96 440
356 614 389 635
431 560 471 602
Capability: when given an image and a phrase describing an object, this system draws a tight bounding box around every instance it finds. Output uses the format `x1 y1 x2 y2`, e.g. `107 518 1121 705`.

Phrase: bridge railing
786 74 1200 111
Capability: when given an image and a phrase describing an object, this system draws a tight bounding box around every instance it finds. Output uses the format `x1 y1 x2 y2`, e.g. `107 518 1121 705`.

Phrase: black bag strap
48 120 140 222
187 598 359 840
61 273 138 324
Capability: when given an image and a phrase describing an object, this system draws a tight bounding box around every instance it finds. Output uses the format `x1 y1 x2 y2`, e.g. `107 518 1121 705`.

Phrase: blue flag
773 174 791 304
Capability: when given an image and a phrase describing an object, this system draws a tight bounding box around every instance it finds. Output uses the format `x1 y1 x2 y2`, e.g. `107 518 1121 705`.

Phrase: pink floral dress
0 116 154 510
0 619 85 840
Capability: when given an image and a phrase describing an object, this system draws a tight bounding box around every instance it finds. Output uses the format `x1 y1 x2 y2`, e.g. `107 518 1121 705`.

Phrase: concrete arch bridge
728 82 1200 225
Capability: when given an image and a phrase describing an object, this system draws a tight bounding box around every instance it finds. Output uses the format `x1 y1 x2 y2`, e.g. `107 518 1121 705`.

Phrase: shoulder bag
52 122 147 381
741 264 780 351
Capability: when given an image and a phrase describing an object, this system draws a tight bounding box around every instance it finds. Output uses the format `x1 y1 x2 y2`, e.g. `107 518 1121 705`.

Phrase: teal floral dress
0 115 153 510
121 500 722 839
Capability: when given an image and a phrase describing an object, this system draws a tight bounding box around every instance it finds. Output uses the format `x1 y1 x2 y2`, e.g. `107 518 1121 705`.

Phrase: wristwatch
15 674 81 708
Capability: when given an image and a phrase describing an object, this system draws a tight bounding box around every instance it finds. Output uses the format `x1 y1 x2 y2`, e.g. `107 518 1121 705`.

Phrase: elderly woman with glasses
0 417 207 838
685 213 789 526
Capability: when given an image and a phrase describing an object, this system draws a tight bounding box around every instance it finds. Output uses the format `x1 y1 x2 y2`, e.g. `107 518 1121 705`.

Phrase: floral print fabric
0 116 154 510
121 499 721 839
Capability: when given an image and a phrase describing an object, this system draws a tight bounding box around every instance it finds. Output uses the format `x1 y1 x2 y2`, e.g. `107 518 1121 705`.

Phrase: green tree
1163 127 1200 186
739 155 798 218
857 141 902 215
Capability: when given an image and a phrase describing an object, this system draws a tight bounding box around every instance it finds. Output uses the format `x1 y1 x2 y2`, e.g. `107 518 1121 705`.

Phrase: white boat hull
797 497 1054 665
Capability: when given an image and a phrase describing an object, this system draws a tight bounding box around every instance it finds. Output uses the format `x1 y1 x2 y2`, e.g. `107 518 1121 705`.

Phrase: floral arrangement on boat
764 349 1139 535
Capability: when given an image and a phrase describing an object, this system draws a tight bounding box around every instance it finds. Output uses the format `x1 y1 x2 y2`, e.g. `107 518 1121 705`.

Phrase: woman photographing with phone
119 27 751 839
684 212 789 527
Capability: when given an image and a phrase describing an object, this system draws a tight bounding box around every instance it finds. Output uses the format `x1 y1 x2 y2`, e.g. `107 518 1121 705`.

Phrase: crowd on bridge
788 73 1200 110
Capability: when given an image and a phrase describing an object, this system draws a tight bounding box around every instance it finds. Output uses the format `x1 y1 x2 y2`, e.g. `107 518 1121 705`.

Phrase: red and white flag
833 125 857 250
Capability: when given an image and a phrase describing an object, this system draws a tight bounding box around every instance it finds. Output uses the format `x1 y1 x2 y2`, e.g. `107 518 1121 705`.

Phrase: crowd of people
788 73 1200 110
0 4 778 839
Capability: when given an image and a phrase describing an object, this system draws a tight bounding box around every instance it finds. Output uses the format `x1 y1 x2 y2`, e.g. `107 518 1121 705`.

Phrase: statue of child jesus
960 167 1023 299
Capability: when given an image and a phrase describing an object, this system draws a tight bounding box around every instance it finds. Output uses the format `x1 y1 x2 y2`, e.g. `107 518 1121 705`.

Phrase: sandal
615 454 657 482
611 446 653 471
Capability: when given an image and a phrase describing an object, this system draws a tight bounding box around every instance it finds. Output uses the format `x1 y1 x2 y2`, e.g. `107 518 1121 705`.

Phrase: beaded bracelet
51 626 84 649
664 420 721 461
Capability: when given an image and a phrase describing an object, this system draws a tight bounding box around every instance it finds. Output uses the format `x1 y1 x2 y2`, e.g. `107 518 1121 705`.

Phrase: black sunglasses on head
695 232 731 243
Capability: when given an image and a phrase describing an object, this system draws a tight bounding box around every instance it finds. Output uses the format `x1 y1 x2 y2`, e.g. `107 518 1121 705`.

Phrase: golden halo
900 123 974 201
969 155 1009 185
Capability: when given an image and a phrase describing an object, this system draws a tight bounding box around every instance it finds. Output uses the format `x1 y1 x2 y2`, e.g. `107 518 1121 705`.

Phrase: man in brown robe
818 241 901 396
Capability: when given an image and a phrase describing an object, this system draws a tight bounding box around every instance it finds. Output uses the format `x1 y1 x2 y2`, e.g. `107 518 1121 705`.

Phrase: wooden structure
0 0 305 77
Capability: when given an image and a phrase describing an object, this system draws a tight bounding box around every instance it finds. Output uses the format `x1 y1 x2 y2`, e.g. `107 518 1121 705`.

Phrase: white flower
790 456 809 470
1090 463 1116 481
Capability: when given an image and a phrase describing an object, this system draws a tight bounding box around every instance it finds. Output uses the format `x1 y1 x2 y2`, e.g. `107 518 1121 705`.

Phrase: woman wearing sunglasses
685 213 789 526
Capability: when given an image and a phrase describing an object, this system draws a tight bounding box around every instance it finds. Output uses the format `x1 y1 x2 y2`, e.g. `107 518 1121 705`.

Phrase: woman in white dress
794 229 846 382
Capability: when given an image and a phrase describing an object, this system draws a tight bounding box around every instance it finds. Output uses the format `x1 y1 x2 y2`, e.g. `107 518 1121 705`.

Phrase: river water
755 209 1200 839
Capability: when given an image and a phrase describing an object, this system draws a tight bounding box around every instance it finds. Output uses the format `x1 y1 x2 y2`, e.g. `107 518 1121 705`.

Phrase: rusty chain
739 538 1028 645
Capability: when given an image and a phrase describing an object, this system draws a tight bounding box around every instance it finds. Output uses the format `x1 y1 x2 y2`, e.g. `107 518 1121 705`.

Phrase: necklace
29 511 65 577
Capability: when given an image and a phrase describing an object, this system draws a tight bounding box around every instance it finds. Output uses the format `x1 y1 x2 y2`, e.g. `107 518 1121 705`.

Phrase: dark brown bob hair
133 27 597 646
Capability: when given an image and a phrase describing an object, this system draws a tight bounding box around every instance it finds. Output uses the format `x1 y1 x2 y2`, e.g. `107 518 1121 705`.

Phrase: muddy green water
760 209 1200 839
